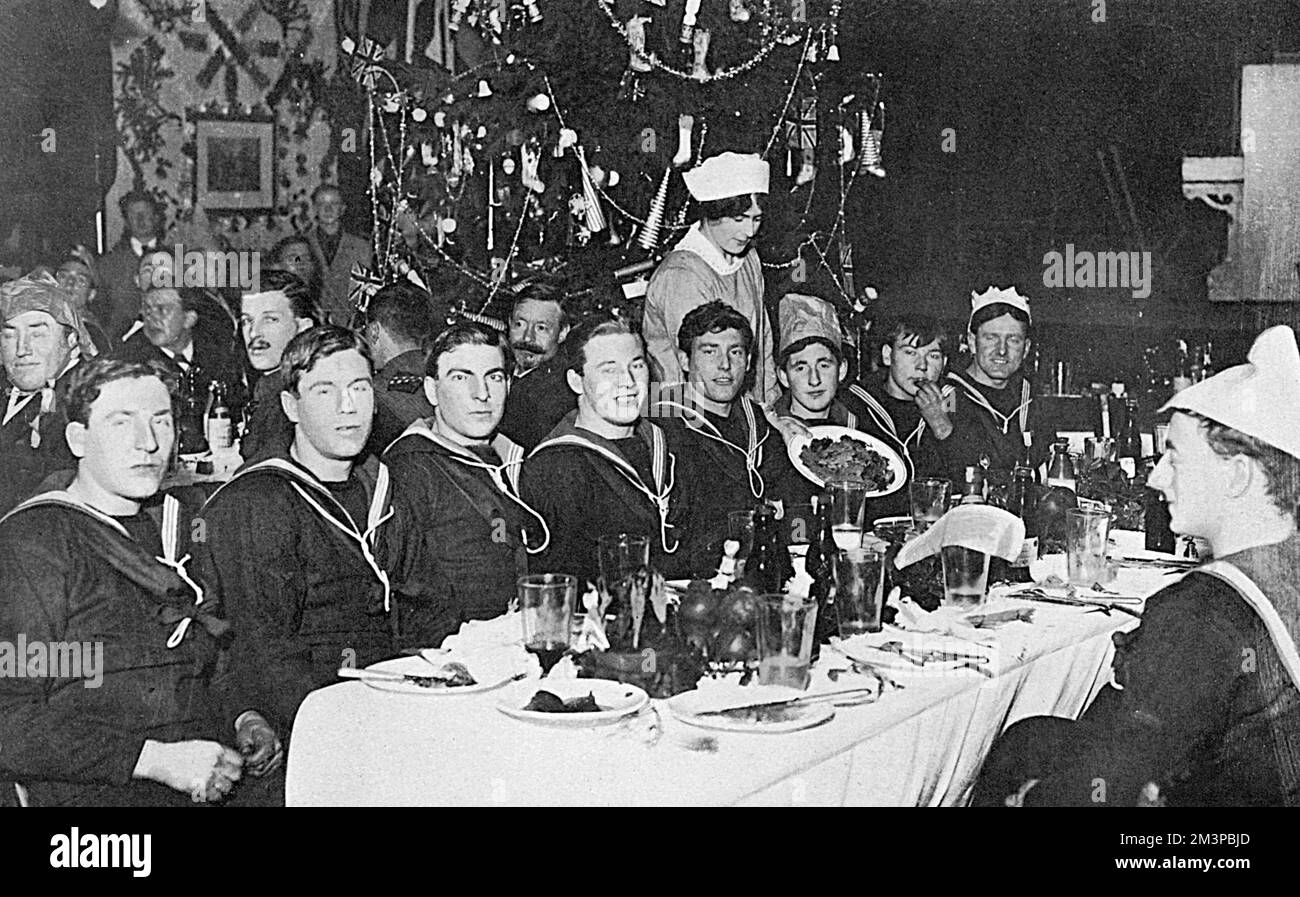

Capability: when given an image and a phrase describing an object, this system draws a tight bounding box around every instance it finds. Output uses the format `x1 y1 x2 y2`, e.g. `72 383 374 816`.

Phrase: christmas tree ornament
673 114 695 168
343 35 385 90
383 94 402 113
691 29 712 80
637 167 671 251
680 0 702 43
523 0 543 24
521 142 545 193
477 79 493 98
607 170 620 188
476 125 488 138
794 146 816 186
575 145 607 233
412 107 427 122
730 0 751 23
449 0 472 31
840 242 855 298
626 16 654 72
441 217 457 234
526 92 551 113
433 110 447 127
839 125 854 166
502 156 517 176
805 40 818 63
859 102 885 177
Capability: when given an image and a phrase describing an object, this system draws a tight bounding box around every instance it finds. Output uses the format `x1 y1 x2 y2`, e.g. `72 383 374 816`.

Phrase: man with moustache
643 152 777 402
499 279 576 452
520 316 687 587
237 270 319 459
655 302 796 574
0 357 281 806
973 326 1300 807
194 327 402 741
382 323 549 648
0 273 85 514
941 287 1037 481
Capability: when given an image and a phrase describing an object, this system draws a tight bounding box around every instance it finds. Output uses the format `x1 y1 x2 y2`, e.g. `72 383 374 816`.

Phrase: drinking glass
1084 436 1117 465
597 533 652 646
827 479 869 551
834 546 886 636
1066 508 1112 586
754 595 818 690
940 545 990 610
518 574 578 674
909 478 950 533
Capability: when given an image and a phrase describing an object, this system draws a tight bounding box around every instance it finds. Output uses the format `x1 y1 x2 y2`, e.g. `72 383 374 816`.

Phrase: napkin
894 505 1025 569
432 613 533 682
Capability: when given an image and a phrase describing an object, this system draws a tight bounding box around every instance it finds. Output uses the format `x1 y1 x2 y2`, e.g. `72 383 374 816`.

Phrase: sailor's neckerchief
531 416 679 554
943 370 1032 436
3 354 80 448
652 387 769 500
0 489 220 649
210 456 395 611
392 419 552 554
771 390 859 431
846 382 953 479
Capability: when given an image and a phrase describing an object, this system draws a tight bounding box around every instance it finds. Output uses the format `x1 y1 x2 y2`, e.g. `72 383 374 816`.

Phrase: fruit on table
715 628 755 663
718 586 759 627
679 581 716 627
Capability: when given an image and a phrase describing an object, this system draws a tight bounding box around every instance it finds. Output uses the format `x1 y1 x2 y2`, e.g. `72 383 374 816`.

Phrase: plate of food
496 678 649 727
342 655 521 695
667 686 835 734
787 425 907 496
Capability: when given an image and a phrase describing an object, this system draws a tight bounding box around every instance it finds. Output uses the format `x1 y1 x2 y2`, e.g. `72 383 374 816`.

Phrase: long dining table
285 560 1174 806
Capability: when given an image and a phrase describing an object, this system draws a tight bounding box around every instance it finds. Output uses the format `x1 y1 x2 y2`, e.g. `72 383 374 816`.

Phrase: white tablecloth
286 565 1170 806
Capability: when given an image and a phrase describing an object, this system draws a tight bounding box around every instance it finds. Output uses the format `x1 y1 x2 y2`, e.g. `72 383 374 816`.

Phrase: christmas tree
339 0 884 331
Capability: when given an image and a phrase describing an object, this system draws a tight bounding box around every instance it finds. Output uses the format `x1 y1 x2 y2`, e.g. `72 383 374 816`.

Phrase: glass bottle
810 497 838 661
1045 439 1076 491
206 381 233 451
960 466 985 504
1117 397 1143 462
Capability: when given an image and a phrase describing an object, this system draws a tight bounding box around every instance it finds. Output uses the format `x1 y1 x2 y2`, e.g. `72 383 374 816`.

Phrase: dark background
5 0 1300 382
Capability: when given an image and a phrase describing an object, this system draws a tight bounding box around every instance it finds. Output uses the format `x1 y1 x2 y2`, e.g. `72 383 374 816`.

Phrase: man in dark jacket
0 273 83 513
940 287 1037 482
499 279 575 452
972 326 1300 807
0 357 279 806
194 327 402 739
382 322 546 648
655 301 796 576
362 281 435 451
520 316 687 587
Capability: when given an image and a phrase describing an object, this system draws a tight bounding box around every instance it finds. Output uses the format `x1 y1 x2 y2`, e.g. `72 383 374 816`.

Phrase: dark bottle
1144 487 1176 553
1117 398 1142 462
810 496 839 661
177 368 209 456
804 493 828 587
744 503 785 595
1005 464 1040 581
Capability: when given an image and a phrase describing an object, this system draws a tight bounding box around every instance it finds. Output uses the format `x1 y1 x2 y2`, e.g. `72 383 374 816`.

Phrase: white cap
969 286 1032 328
682 152 770 203
1162 325 1300 460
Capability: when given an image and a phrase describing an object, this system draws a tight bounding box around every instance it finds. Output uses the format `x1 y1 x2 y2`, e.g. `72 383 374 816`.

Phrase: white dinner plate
359 656 519 696
787 425 907 497
668 687 835 733
496 678 649 727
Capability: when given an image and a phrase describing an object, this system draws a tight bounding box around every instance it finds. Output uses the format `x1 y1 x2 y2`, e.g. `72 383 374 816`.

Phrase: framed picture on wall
194 115 275 211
